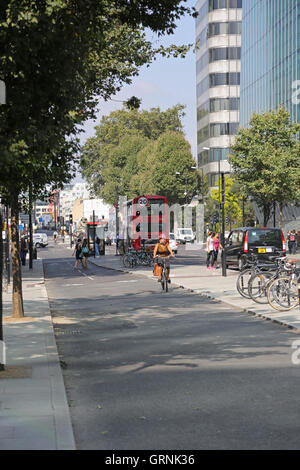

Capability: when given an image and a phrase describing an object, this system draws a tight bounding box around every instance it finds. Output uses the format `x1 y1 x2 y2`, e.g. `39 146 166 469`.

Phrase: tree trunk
263 205 270 227
11 194 24 318
0 208 4 370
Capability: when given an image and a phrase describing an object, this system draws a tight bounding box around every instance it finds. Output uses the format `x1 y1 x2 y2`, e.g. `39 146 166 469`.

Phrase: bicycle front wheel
267 276 299 311
248 272 274 304
236 269 253 299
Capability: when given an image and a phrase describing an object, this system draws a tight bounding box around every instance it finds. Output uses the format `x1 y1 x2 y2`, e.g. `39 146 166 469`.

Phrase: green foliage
80 105 199 205
230 108 300 226
209 176 256 229
211 176 242 223
0 1 196 204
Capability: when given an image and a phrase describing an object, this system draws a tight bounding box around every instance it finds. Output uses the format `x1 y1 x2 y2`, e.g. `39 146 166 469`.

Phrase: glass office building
195 0 243 187
240 1 300 228
240 0 300 126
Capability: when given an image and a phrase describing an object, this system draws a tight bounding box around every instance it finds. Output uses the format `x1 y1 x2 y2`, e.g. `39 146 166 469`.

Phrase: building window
197 100 210 121
210 122 239 137
209 72 240 87
196 26 208 48
196 1 209 27
210 97 240 112
209 0 242 10
209 47 241 62
208 21 242 37
197 76 210 97
197 125 210 144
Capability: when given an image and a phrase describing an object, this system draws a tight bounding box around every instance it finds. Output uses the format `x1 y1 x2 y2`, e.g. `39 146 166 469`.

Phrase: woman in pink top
212 233 223 269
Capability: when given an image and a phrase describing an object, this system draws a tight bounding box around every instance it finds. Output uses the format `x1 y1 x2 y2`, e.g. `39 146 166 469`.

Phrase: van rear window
248 229 282 244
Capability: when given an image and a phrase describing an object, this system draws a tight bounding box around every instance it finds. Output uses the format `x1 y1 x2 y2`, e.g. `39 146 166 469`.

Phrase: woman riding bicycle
153 236 175 283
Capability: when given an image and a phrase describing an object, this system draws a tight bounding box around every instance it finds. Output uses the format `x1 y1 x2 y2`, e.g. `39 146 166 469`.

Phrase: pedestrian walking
72 239 83 269
206 231 215 269
212 233 223 269
20 235 28 266
290 230 297 255
61 231 65 243
82 239 89 268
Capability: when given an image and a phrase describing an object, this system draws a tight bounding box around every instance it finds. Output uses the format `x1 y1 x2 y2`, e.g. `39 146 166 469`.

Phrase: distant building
72 197 111 233
59 183 90 221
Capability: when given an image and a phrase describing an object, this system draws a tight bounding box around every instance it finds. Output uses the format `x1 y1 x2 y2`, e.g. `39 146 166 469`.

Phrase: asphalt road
40 241 300 450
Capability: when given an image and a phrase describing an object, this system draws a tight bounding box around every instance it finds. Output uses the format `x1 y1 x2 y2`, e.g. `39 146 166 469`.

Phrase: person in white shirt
206 231 215 269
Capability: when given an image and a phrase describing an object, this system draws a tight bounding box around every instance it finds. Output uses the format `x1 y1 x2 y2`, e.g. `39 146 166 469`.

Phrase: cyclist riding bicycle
153 237 175 283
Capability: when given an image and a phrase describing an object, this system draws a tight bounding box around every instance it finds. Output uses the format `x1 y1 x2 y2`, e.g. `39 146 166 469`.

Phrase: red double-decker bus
123 195 169 250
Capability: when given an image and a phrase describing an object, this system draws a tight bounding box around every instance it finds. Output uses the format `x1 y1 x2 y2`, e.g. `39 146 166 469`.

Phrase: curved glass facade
240 0 300 126
195 0 242 184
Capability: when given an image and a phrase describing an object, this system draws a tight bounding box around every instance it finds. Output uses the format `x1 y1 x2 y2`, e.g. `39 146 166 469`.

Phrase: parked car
33 232 48 248
175 228 195 244
225 227 286 271
169 233 178 254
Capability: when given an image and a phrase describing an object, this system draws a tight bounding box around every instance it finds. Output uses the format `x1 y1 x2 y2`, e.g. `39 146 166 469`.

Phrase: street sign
138 197 148 207
18 224 24 232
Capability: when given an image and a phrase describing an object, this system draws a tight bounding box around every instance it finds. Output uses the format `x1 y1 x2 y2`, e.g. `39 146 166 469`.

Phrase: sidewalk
89 253 300 332
0 260 75 450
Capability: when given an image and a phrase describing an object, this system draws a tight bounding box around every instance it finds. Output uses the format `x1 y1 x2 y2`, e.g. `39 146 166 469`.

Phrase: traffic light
69 214 73 224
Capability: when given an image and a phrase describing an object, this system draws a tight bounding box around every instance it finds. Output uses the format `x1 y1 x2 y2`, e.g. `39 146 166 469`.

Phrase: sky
75 0 197 182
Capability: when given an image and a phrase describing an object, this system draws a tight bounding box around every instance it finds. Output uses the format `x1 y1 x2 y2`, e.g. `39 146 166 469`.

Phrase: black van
225 227 286 270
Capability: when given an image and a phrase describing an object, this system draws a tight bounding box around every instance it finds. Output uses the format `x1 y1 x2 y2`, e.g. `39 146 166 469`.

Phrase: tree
230 108 300 227
148 131 198 205
0 1 196 318
80 105 188 204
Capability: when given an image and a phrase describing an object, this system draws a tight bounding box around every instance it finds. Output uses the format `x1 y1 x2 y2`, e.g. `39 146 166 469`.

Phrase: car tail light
243 231 248 253
281 231 286 252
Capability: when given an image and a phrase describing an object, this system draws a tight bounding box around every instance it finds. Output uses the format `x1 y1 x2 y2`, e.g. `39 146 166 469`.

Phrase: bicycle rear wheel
164 269 168 292
122 254 130 268
267 277 299 311
236 269 253 299
248 272 274 304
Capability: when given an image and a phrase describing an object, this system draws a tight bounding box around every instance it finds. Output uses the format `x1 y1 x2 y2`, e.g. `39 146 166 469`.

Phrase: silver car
169 233 178 254
33 232 48 247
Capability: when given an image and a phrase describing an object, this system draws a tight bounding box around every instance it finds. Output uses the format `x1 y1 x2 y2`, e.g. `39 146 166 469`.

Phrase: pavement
88 249 300 332
0 259 75 450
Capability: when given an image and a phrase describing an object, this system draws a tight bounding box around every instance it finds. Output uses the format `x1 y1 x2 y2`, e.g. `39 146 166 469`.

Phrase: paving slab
0 259 75 450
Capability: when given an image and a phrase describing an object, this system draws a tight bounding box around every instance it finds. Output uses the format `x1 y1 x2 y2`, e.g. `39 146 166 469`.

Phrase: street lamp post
221 172 227 277
115 185 119 256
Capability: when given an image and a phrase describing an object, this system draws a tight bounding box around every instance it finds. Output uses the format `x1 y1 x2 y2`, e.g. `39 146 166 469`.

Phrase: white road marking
117 280 138 283
63 284 85 287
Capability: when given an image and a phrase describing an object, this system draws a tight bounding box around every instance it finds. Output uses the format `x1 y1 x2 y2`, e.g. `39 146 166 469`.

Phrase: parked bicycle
267 265 300 311
121 248 153 269
248 255 292 304
236 251 277 299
